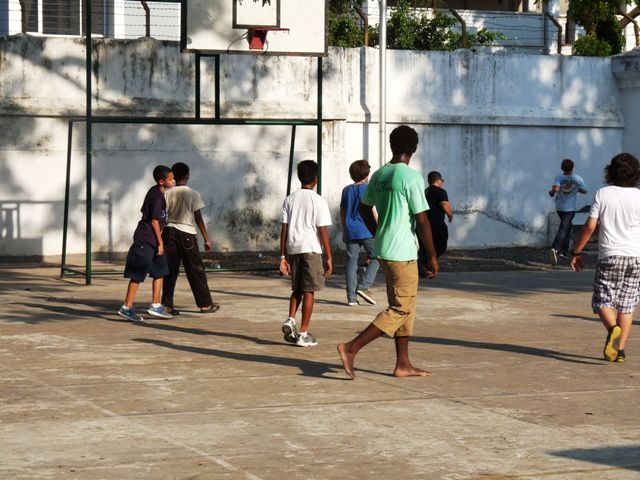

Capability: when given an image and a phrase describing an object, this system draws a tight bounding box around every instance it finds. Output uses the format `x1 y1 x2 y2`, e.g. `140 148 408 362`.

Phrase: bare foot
337 343 356 379
393 366 432 378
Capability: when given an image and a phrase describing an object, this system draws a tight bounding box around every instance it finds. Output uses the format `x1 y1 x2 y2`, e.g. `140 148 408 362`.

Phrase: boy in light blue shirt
549 158 587 265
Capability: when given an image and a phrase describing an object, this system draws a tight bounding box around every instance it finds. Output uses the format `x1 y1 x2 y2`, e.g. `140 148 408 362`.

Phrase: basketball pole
379 0 387 168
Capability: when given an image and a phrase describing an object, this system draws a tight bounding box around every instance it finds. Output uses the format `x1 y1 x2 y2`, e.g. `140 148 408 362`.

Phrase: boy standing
340 160 379 306
117 165 175 322
161 162 220 315
337 125 439 379
571 153 640 363
418 170 452 277
549 158 587 265
279 160 333 347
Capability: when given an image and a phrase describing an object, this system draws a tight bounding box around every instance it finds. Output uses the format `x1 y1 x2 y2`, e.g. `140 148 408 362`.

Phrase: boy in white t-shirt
161 162 219 315
572 153 640 363
279 160 333 347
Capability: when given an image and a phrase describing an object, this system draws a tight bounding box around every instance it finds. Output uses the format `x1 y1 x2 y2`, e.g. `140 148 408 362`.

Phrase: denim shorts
124 241 169 283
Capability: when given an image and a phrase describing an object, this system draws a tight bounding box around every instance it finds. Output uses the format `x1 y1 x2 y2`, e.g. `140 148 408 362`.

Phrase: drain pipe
379 0 387 167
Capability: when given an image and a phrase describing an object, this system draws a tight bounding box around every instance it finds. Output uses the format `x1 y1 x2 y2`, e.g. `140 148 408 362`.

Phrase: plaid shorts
592 256 640 314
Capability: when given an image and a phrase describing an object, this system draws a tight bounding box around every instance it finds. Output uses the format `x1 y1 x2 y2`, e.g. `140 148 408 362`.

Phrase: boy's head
427 171 443 185
605 152 640 187
153 165 174 189
297 160 319 186
349 160 371 182
389 125 418 155
171 162 190 183
561 158 574 173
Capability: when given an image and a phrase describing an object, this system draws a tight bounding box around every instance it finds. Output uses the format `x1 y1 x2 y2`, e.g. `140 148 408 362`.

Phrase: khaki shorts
373 259 419 337
290 253 325 292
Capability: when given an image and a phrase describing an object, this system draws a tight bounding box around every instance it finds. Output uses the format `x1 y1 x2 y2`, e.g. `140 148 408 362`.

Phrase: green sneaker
603 325 621 362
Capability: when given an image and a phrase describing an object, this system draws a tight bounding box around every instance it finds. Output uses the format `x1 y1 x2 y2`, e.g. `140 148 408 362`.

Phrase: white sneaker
296 332 318 347
282 317 298 344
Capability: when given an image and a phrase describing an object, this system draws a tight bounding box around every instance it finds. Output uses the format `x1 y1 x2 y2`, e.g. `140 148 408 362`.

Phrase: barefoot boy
338 125 439 379
117 165 175 322
571 153 640 363
279 160 333 347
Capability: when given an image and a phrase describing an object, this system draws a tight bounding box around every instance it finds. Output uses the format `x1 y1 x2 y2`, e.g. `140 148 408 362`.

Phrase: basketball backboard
181 0 327 56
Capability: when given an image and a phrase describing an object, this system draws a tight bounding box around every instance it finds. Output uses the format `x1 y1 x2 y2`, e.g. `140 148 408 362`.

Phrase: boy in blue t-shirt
117 165 175 322
340 160 379 306
548 158 587 265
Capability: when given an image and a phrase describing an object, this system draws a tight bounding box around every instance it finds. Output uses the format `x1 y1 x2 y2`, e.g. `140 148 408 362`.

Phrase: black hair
389 125 418 155
561 158 574 173
427 171 442 184
153 165 172 182
604 153 640 187
297 160 319 185
349 160 371 182
171 162 190 182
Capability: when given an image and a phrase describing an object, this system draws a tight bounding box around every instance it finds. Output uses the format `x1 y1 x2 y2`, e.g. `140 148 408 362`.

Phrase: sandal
199 303 221 313
164 306 180 316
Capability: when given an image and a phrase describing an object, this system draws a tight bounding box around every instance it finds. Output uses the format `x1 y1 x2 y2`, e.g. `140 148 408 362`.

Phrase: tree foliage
329 0 505 51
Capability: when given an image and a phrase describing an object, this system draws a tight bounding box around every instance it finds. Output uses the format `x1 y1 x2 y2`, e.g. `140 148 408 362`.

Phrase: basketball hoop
247 27 290 50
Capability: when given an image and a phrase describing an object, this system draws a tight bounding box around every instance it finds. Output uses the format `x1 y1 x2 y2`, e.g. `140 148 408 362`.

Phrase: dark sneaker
615 349 626 363
549 248 558 266
296 332 318 347
557 252 569 260
347 301 359 306
147 304 173 319
117 306 144 322
603 325 622 362
282 317 298 344
357 289 376 305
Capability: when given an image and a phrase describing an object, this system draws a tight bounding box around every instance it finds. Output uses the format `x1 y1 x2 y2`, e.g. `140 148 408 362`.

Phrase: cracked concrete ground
1 265 639 479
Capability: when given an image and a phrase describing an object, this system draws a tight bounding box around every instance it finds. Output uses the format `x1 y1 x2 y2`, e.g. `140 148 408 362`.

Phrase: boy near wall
279 160 333 347
117 165 175 322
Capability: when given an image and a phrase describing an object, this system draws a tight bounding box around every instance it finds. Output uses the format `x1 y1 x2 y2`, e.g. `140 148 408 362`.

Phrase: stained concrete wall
0 36 631 258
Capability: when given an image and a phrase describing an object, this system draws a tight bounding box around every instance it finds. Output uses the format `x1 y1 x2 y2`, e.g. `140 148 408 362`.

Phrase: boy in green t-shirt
337 125 439 379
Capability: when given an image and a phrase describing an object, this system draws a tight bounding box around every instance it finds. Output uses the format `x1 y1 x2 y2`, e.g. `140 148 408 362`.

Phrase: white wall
0 37 632 258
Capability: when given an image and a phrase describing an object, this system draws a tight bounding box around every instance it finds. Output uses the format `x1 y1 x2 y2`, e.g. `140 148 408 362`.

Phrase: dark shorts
124 241 169 283
290 253 325 292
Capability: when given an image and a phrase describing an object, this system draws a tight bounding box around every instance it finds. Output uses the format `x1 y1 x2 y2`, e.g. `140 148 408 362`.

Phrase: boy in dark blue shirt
117 165 175 322
340 160 379 306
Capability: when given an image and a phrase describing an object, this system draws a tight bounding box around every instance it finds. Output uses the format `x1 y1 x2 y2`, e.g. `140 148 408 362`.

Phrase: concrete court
0 265 639 480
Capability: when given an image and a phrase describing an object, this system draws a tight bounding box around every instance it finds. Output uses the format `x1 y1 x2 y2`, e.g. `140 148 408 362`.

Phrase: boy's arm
150 219 164 256
340 207 347 238
317 225 333 277
279 223 290 275
570 217 597 272
415 211 439 278
359 203 378 235
549 184 560 197
194 210 212 252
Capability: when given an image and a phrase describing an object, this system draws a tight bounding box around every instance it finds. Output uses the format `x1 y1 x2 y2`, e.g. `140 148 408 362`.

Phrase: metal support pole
287 125 297 196
317 56 323 195
379 0 387 167
85 0 93 285
195 53 201 119
214 54 221 120
61 121 74 279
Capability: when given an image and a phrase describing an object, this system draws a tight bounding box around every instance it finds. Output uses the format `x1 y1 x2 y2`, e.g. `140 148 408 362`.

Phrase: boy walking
549 158 587 265
340 160 379 306
571 153 640 363
279 160 333 347
117 165 175 322
161 162 220 315
337 125 439 379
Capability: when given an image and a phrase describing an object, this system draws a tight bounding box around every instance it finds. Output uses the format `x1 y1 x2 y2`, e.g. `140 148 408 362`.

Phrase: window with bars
22 0 104 35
